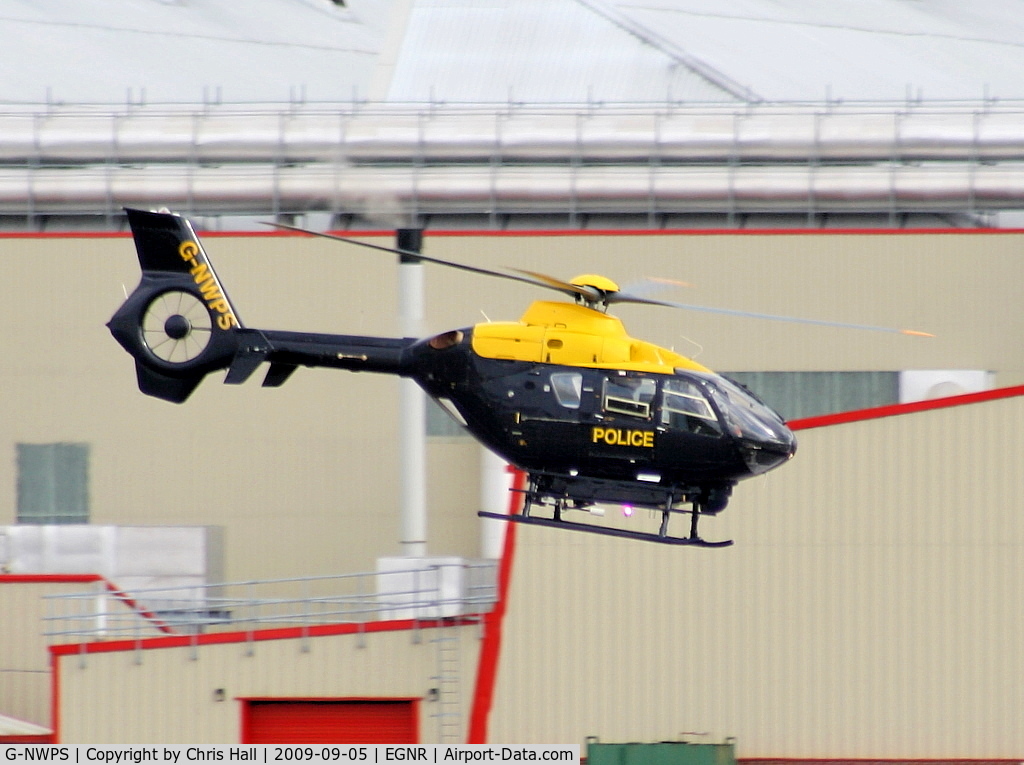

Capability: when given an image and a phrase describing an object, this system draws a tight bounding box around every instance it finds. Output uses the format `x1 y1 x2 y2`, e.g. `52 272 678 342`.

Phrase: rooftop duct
3 162 1022 217
0 101 1022 223
3 102 1023 166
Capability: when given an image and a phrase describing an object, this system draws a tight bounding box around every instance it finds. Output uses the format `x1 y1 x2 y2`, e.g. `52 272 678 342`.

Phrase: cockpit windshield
661 378 722 436
700 374 791 447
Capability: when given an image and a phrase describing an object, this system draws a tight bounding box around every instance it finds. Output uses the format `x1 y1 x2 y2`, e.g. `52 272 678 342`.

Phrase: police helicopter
107 208 930 547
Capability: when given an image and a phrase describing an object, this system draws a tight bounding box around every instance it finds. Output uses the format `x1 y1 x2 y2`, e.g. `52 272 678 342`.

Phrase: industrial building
2 0 1024 756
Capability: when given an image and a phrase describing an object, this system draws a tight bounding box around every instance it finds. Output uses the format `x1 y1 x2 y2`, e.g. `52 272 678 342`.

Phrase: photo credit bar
1 747 579 765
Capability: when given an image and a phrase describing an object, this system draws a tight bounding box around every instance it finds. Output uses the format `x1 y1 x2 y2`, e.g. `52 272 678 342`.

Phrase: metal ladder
431 621 462 743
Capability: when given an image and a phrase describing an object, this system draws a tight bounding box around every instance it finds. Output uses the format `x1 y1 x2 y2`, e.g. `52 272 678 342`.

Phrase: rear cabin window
550 372 583 409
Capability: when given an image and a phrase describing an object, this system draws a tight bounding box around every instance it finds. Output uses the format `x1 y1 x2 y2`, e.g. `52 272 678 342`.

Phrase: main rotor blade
511 269 601 302
511 270 697 306
649 298 934 336
264 221 543 290
264 222 930 336
604 278 694 307
611 276 692 304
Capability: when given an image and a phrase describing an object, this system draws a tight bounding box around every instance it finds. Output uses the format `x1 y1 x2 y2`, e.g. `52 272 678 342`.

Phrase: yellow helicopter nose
569 274 619 293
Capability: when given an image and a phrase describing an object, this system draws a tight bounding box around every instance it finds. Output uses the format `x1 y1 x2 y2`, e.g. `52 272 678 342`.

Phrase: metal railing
42 561 498 644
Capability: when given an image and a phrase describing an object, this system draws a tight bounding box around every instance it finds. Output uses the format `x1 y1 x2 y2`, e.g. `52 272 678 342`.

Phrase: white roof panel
619 0 1024 101
385 0 740 104
0 0 386 104
0 712 50 737
1 0 1024 106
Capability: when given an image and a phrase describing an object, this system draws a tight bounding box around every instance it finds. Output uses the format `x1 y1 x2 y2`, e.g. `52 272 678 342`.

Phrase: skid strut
479 474 733 548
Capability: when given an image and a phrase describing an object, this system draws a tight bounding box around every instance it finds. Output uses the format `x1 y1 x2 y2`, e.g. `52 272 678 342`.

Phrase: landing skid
477 510 733 547
478 471 733 548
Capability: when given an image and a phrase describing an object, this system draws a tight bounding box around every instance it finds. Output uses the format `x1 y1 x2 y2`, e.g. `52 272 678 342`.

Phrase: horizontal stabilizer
224 338 271 385
263 363 298 387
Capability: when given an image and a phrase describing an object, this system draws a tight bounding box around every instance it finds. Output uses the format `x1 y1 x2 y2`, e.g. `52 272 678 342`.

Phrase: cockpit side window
602 376 656 419
550 372 583 409
661 378 722 436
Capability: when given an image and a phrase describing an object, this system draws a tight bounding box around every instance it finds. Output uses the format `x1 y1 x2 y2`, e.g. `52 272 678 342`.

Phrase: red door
242 699 419 744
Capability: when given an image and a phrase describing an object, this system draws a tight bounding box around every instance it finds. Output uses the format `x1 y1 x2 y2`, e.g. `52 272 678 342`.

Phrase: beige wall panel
427 441 484 557
2 229 1023 586
56 623 482 744
7 228 1024 752
487 396 1024 756
0 234 481 582
0 580 101 726
1 582 55 726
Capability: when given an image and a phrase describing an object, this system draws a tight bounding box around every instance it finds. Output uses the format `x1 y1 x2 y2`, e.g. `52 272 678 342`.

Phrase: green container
585 739 735 765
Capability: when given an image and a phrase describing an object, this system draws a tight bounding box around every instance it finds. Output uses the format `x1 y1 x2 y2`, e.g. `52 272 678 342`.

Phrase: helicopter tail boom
108 208 414 403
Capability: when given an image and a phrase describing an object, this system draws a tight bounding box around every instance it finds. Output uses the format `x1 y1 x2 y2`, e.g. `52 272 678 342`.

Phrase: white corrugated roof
619 0 1024 101
0 0 387 104
4 0 1024 106
383 0 1024 103
384 0 744 103
0 713 50 738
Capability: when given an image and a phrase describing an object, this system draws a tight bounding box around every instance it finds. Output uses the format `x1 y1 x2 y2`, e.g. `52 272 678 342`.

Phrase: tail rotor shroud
107 209 245 402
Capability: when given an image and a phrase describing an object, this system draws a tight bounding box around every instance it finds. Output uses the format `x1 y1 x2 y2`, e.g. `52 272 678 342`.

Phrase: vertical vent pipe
397 228 426 558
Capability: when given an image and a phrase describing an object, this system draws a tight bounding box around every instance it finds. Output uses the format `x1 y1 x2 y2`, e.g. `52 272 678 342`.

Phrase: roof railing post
244 581 256 657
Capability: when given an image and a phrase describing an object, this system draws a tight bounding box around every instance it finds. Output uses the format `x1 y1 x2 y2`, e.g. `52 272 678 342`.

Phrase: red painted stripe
0 231 131 240
247 227 1024 239
738 760 1023 764
467 466 526 744
789 384 1024 431
101 585 173 634
0 574 103 584
416 227 1024 238
100 581 176 635
49 649 60 744
1 574 176 634
3 225 1021 241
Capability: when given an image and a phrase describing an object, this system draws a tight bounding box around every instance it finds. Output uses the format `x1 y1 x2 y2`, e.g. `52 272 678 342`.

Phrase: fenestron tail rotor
141 289 214 364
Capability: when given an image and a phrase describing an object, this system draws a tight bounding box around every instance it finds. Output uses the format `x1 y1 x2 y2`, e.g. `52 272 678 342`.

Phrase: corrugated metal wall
7 227 1024 750
55 623 482 744
0 579 100 727
1 229 1022 582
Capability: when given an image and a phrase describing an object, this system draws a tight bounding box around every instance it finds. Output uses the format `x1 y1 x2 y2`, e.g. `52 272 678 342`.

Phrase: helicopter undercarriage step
477 472 733 548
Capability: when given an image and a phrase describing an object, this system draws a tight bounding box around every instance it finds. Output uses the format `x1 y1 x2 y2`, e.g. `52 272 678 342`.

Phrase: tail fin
107 208 245 403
